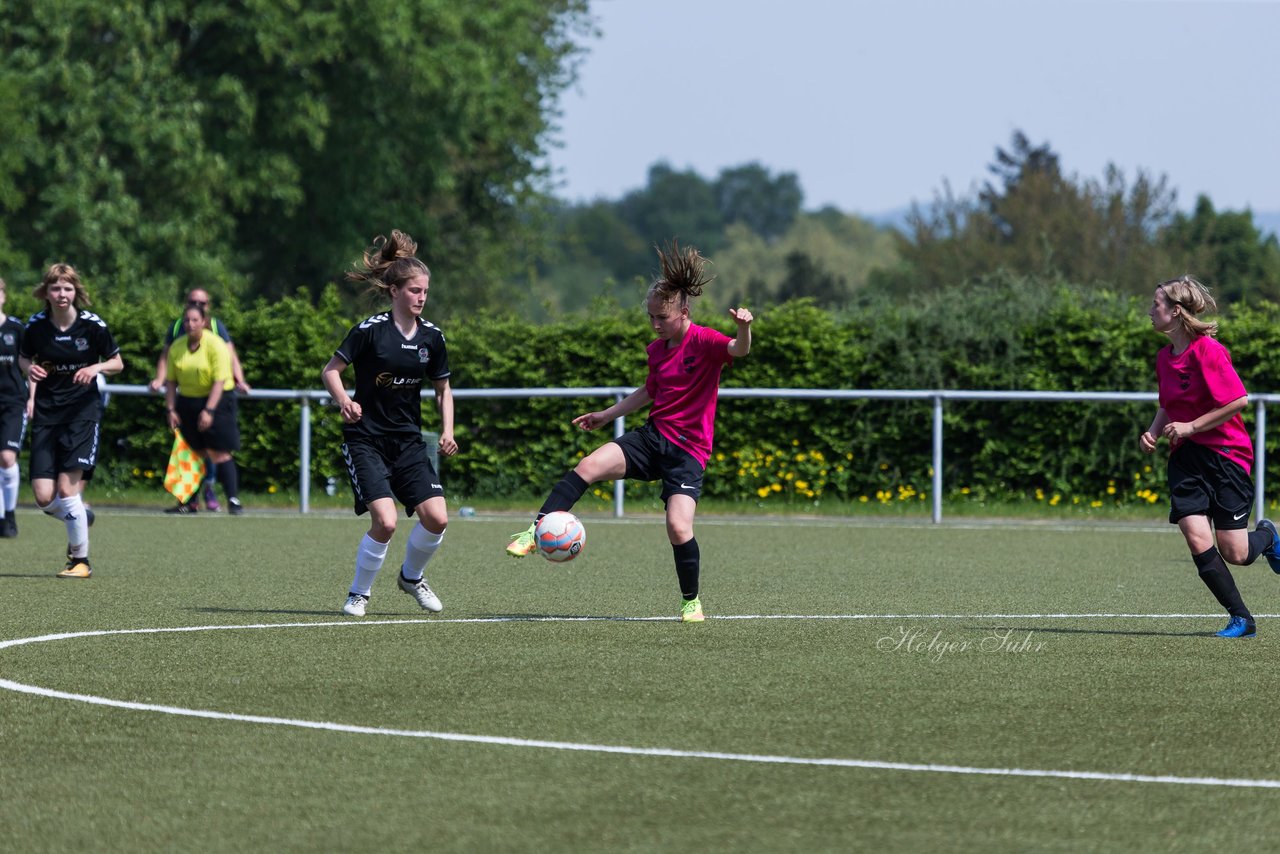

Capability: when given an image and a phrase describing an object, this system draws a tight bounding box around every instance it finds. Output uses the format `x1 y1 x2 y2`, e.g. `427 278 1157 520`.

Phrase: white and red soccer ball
535 511 586 562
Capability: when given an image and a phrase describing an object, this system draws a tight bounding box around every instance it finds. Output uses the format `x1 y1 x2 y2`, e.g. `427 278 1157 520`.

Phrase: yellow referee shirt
168 333 234 398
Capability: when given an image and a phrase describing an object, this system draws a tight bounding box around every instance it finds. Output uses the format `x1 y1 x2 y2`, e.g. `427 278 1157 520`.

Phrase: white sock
0 464 15 515
350 533 389 597
401 525 444 581
43 494 88 558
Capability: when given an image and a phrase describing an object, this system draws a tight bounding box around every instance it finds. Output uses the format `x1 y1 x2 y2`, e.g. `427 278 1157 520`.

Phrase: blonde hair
646 240 714 312
1158 274 1217 338
346 230 430 299
34 263 92 308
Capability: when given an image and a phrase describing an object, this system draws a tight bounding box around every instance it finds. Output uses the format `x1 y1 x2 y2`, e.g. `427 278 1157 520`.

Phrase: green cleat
506 523 537 557
680 597 705 623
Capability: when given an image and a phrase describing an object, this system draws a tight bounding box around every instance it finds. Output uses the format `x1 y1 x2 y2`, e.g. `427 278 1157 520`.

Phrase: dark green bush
13 278 1278 509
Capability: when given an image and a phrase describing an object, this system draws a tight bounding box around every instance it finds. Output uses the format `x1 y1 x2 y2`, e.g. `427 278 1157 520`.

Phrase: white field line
2 617 1278 790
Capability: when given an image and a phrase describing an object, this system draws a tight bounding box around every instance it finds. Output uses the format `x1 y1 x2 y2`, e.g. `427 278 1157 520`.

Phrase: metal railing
103 384 1276 521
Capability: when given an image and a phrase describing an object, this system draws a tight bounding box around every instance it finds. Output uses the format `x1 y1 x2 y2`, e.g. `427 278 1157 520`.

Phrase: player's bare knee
419 514 447 535
369 516 397 541
1221 543 1250 565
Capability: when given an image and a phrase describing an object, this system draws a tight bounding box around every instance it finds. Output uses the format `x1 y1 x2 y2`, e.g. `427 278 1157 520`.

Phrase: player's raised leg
507 443 625 557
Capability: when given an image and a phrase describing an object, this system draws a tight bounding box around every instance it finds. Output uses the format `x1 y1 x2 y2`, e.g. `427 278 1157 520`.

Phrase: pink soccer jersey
1156 335 1253 473
644 322 734 467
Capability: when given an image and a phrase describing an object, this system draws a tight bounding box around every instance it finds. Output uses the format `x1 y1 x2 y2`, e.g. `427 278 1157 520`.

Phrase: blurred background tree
866 131 1280 302
0 0 591 315
526 160 896 317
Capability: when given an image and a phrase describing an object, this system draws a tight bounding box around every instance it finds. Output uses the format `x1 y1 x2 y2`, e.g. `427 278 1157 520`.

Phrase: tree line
2 3 1277 319
535 132 1280 315
0 0 591 315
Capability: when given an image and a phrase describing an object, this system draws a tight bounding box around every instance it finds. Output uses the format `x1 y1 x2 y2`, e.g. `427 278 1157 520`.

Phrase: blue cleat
1257 519 1280 574
1215 616 1256 638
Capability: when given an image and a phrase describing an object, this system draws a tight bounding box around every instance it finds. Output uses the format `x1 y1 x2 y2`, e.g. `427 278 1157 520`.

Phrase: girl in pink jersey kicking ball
1140 275 1280 638
506 241 754 623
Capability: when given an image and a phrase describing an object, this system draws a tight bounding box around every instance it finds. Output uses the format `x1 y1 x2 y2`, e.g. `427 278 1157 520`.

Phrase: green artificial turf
2 510 1279 852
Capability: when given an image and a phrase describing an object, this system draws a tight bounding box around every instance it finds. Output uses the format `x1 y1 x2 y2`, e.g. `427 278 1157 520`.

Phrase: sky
548 0 1280 220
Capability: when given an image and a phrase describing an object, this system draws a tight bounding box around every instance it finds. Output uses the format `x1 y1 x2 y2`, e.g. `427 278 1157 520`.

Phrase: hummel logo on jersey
431 483 442 490
1235 511 1248 521
401 343 418 350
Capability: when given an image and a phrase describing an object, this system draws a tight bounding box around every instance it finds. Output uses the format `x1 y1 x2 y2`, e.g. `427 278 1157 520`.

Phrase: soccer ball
535 511 586 562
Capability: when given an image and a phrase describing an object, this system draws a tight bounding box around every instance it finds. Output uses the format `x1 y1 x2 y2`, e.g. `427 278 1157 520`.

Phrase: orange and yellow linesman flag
164 430 206 503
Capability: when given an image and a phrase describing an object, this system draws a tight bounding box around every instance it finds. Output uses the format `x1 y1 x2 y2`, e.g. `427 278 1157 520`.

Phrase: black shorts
175 393 240 453
612 420 705 504
29 420 99 481
1167 441 1254 530
0 402 26 454
342 433 444 517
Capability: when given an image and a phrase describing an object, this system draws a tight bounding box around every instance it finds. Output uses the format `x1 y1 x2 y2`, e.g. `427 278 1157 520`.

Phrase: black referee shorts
175 393 240 452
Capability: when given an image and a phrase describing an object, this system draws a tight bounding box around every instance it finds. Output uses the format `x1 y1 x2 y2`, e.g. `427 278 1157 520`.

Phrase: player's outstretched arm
573 387 652 431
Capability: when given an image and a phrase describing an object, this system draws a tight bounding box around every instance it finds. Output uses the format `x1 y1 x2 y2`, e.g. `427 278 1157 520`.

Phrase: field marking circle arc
3 615 1279 791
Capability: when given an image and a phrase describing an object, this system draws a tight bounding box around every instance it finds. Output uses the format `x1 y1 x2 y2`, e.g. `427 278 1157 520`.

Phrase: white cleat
342 593 368 617
398 573 443 613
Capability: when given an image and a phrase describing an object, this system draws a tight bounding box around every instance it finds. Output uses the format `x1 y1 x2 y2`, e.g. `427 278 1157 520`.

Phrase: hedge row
14 278 1280 509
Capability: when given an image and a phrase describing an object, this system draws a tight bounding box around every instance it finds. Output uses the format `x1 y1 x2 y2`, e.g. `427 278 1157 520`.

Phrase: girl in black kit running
0 277 27 538
322 230 458 617
19 263 123 578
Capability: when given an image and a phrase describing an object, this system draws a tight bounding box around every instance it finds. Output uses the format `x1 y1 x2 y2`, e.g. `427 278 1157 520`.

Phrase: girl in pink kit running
1140 275 1280 638
506 241 754 622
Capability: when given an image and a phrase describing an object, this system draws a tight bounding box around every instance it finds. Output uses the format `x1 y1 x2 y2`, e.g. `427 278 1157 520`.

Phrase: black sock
216 460 240 501
1243 529 1271 566
673 537 700 600
537 471 588 520
1193 546 1252 621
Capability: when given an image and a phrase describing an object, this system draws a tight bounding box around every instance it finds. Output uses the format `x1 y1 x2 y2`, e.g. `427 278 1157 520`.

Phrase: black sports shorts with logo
612 420 704 504
1167 440 1254 530
29 420 99 481
342 433 444 517
0 403 26 454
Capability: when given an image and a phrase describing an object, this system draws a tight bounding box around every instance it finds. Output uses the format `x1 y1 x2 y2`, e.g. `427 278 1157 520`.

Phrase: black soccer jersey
21 309 120 424
0 316 26 404
334 312 450 438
